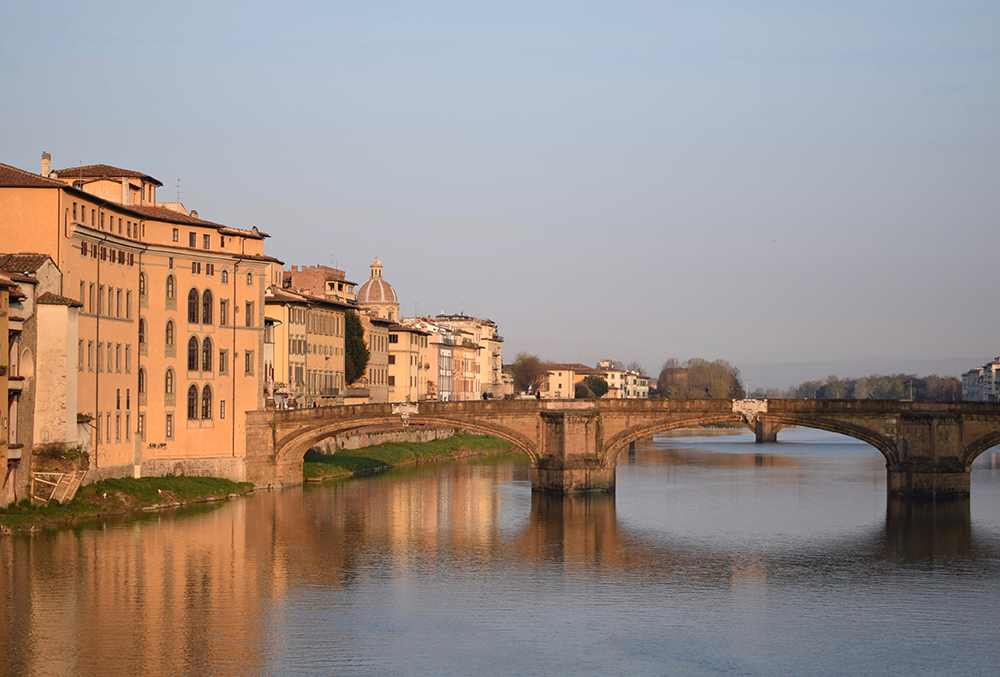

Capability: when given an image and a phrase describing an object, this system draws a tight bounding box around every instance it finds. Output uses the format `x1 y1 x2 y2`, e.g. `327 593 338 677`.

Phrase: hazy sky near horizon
2 1 998 385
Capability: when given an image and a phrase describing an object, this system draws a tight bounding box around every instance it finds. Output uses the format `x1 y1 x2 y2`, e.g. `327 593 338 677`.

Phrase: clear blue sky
2 1 998 386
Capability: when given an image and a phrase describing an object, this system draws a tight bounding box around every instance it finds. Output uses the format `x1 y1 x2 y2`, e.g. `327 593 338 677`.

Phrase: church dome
357 256 398 304
357 278 397 304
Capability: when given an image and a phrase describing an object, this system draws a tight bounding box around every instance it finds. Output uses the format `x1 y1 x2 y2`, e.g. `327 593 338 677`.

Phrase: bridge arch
603 414 900 468
273 414 539 467
962 431 1000 467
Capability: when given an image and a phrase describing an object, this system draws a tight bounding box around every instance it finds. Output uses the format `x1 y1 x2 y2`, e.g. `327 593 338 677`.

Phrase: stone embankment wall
310 427 463 454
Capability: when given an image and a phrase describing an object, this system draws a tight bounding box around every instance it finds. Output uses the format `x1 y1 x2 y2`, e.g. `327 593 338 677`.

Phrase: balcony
7 376 24 392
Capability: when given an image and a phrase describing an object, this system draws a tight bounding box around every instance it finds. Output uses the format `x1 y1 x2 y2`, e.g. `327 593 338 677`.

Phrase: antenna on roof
175 178 181 203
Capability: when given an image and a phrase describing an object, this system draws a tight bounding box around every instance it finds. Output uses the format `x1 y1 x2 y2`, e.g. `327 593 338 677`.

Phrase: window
88 283 94 313
220 299 228 326
78 339 84 370
96 413 101 441
220 400 226 420
165 368 175 395
244 351 254 376
246 272 253 286
201 385 213 419
206 263 214 276
388 355 396 365
189 232 196 247
138 319 146 345
191 261 200 275
187 288 200 323
245 301 254 327
98 285 104 315
139 272 146 297
187 385 199 420
115 343 121 372
388 375 395 386
166 275 175 299
166 413 174 440
106 413 111 443
138 414 145 441
188 336 200 371
115 413 121 442
203 234 210 249
125 344 131 373
73 203 77 220
97 342 104 372
202 336 213 372
220 236 226 248
389 334 398 344
221 269 229 284
219 349 228 375
202 289 213 324
81 242 88 257
138 368 146 394
165 320 175 347
168 257 173 269
88 341 94 371
125 290 131 318
173 228 179 242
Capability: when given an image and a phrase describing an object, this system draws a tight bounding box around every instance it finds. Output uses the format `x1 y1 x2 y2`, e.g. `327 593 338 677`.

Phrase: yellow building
0 155 280 481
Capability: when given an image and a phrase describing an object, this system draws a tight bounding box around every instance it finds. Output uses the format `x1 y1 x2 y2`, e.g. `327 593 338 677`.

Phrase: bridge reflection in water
3 436 999 676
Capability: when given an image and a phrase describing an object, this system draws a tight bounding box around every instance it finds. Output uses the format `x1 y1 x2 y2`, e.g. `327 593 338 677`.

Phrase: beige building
264 287 352 408
360 313 392 403
434 314 503 398
0 155 280 482
400 317 458 401
541 363 585 399
388 324 429 402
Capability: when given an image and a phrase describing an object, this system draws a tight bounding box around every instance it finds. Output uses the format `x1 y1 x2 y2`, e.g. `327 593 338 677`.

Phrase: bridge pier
887 466 970 498
754 419 783 444
888 414 971 498
530 409 615 493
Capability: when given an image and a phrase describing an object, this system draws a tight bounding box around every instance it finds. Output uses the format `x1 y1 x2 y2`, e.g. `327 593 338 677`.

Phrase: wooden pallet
31 470 87 504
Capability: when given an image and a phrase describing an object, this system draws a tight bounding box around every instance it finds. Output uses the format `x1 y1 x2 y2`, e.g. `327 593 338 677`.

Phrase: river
2 428 1000 677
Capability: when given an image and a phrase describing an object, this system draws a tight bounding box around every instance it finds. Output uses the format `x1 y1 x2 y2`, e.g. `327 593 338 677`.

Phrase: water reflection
2 434 1000 677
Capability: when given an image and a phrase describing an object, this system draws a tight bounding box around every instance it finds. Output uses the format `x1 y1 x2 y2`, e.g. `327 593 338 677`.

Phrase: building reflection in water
1 442 998 676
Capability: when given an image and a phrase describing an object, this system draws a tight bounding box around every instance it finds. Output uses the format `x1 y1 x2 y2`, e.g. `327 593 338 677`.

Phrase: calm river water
3 428 1000 677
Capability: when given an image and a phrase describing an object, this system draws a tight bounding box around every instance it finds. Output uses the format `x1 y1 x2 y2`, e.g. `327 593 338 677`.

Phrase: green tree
344 311 370 385
511 352 548 393
575 382 595 399
581 374 609 398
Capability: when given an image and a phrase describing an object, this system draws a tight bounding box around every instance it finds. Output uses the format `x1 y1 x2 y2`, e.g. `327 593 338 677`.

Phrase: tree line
748 373 961 401
654 358 745 399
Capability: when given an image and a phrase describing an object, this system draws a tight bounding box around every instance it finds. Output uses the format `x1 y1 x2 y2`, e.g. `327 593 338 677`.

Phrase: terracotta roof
51 163 163 186
388 323 429 335
265 288 309 305
36 292 83 308
0 253 51 273
0 163 68 188
0 273 16 289
357 277 398 305
125 203 227 228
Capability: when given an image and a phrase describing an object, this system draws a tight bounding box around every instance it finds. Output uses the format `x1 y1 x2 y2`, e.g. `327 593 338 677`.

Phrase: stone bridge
244 399 1000 497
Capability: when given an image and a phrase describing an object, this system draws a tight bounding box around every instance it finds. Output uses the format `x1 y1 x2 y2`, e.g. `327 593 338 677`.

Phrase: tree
511 352 548 393
575 382 595 399
625 361 648 376
581 374 609 398
344 311 370 385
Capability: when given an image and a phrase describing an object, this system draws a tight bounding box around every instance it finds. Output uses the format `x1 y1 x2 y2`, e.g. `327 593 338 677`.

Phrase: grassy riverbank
303 434 517 481
0 476 254 534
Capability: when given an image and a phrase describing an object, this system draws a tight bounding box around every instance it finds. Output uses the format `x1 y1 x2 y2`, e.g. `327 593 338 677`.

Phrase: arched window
187 385 199 420
139 272 146 296
246 272 253 286
202 336 213 372
165 368 174 395
221 269 229 284
202 289 213 325
166 275 175 299
138 318 146 345
138 367 146 394
187 288 200 323
188 336 199 371
201 385 213 420
165 320 175 347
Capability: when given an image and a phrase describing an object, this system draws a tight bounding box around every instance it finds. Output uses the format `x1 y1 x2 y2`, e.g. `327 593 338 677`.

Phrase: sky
2 1 998 388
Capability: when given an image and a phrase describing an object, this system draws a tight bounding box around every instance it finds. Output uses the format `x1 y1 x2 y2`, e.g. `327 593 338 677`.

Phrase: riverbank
303 434 517 481
0 476 254 534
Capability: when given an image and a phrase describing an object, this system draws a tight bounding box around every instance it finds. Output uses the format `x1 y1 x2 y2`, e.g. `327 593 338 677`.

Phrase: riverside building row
1 154 505 504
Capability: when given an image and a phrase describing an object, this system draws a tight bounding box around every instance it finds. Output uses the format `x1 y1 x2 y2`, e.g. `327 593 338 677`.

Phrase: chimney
122 177 129 205
41 152 51 178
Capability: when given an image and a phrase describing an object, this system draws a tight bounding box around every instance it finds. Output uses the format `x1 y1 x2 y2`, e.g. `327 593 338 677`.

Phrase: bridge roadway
245 398 1000 497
